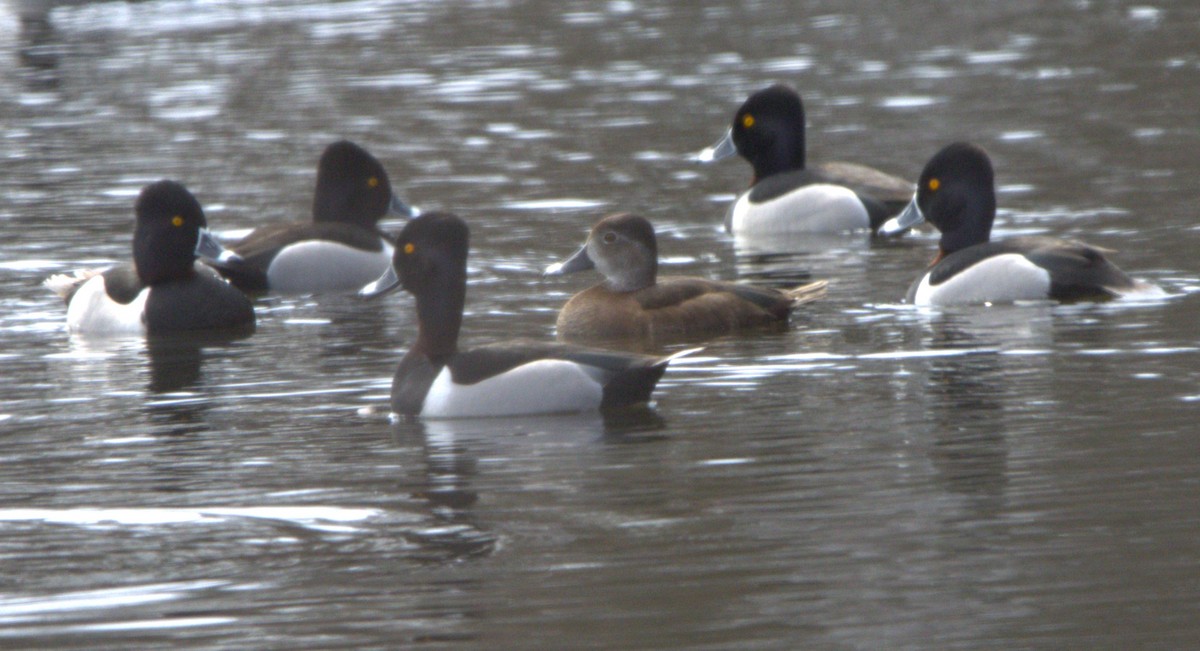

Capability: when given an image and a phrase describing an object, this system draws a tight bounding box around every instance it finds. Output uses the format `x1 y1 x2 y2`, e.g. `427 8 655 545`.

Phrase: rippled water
2 1 1199 648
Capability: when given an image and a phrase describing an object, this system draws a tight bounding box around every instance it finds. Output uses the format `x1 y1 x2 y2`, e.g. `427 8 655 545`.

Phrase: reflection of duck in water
545 213 826 346
698 84 912 235
12 0 65 87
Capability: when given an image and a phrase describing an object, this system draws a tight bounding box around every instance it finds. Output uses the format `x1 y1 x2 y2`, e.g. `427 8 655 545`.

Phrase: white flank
267 239 394 293
729 183 870 234
421 359 605 418
914 254 1051 306
65 275 149 334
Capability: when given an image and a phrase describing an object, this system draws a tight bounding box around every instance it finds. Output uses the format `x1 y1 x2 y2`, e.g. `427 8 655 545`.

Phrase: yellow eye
742 114 755 129
367 176 379 188
171 215 184 227
928 178 940 191
403 243 415 255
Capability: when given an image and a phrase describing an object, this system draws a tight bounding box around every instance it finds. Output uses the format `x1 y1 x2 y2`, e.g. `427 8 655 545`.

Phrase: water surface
1 1 1198 648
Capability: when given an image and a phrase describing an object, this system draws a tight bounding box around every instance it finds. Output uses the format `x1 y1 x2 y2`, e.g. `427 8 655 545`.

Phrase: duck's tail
785 279 828 306
44 269 101 304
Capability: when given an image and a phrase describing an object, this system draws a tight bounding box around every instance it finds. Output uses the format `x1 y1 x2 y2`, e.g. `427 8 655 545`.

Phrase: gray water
2 1 1199 648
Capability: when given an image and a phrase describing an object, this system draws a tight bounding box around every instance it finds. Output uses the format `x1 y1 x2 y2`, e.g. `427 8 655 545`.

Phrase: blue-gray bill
696 127 737 163
390 194 420 218
879 194 925 236
194 228 244 266
359 264 402 297
543 243 594 276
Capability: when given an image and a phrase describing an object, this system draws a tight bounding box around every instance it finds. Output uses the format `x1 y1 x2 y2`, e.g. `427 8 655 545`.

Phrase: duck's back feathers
557 278 826 344
813 161 915 213
143 272 256 334
99 264 147 304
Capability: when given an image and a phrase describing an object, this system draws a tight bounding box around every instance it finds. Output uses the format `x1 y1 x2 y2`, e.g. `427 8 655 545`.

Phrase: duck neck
753 127 805 180
603 264 655 293
411 270 465 360
939 191 996 255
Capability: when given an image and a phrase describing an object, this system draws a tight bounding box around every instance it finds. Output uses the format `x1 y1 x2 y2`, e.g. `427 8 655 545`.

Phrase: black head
388 212 470 356
133 180 207 285
312 140 394 228
731 84 808 180
913 142 997 254
394 212 470 297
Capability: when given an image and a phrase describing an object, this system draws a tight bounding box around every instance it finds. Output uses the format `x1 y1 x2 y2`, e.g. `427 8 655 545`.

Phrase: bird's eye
741 114 755 129
171 216 184 227
403 243 415 254
602 231 617 244
367 176 379 188
928 178 940 191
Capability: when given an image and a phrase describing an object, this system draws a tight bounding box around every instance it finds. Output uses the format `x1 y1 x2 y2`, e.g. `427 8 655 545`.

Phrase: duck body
882 142 1157 306
223 221 395 294
391 339 681 419
726 174 872 234
217 140 415 294
47 180 255 336
699 84 911 235
546 213 826 344
361 212 692 419
61 263 254 335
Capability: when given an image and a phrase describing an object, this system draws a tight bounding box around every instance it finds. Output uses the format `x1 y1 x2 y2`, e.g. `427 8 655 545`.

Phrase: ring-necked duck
46 180 255 335
544 213 827 344
881 142 1160 305
360 212 697 419
216 140 418 294
698 84 912 235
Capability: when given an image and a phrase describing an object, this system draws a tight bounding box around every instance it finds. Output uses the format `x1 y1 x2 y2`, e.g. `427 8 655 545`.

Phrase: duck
544 213 828 344
215 140 418 294
359 212 697 419
880 141 1160 305
45 180 256 335
698 83 912 235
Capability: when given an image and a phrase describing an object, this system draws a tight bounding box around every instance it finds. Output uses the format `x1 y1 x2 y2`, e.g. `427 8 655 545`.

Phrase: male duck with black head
360 212 697 419
216 140 418 294
545 213 827 345
46 180 255 335
881 142 1161 305
699 84 913 235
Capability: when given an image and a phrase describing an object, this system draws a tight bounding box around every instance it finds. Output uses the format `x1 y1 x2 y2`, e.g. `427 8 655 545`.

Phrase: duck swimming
881 142 1160 305
361 212 697 418
545 213 827 344
699 84 912 235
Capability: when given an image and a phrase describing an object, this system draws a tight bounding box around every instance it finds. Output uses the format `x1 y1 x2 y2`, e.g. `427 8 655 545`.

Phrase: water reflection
14 5 60 89
391 408 668 561
1 0 1198 646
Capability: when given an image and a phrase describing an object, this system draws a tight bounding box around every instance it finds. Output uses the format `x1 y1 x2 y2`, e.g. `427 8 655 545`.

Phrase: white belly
266 240 394 294
913 254 1052 306
729 184 870 235
65 275 149 335
420 360 605 418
